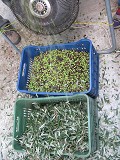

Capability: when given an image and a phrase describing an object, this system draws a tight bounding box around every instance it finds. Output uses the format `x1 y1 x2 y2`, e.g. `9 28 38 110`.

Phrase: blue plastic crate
17 39 99 98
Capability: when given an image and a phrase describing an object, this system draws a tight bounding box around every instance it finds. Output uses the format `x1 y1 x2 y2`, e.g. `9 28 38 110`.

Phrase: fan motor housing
29 0 51 18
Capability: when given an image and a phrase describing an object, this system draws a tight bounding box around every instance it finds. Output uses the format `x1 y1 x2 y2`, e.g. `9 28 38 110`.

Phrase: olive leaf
19 101 89 160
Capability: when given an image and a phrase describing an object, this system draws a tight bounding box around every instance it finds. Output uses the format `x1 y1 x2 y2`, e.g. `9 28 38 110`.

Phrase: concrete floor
0 0 120 159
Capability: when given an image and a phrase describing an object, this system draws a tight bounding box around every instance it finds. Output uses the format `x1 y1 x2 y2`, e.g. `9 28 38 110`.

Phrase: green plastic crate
13 94 98 158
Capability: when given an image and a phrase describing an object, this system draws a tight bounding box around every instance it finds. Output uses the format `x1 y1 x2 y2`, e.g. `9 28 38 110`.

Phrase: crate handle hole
22 63 27 77
16 117 20 133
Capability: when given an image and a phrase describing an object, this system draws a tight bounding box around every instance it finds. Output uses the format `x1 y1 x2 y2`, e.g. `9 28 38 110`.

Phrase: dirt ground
0 0 120 159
